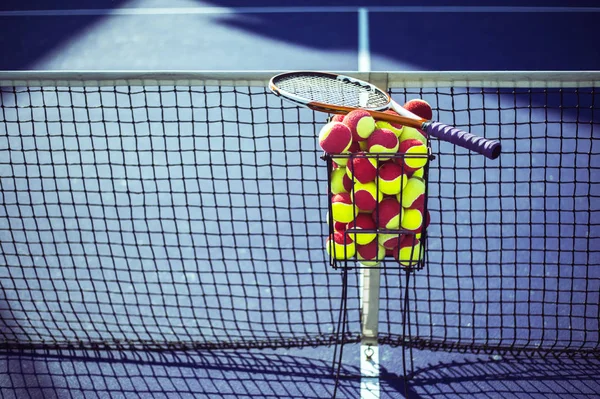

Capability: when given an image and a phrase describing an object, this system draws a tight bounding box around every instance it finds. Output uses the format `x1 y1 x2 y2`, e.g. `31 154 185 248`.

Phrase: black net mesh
0 80 598 360
0 84 362 351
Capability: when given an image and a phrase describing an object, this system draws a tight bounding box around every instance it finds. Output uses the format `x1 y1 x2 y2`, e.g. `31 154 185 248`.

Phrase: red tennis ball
377 162 408 195
347 152 378 184
326 212 349 232
375 110 403 137
333 140 362 167
351 182 383 213
367 128 399 160
331 114 345 123
410 167 424 179
326 231 356 260
357 241 386 266
344 109 376 141
347 140 361 153
398 138 428 173
401 208 431 233
394 235 423 267
373 196 403 230
399 126 427 145
334 221 347 232
330 167 353 194
400 176 426 209
378 233 403 250
319 122 352 154
346 213 377 245
331 193 356 224
404 99 433 120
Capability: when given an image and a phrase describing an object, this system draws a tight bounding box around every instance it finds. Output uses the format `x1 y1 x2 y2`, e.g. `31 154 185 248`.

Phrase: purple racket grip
424 122 501 160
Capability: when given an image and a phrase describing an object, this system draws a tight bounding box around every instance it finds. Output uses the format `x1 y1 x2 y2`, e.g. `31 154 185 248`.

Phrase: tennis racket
269 71 501 160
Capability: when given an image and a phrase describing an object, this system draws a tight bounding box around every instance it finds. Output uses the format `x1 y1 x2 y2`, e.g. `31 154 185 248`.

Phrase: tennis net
0 71 598 356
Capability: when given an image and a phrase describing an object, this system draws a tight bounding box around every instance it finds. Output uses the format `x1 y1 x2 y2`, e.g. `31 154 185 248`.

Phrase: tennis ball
332 140 360 167
375 110 403 137
346 213 377 245
378 233 403 250
400 176 426 209
401 208 430 233
330 167 353 194
385 248 394 257
327 231 356 260
367 128 399 161
411 168 424 179
399 126 427 145
326 212 348 232
331 193 356 223
398 139 428 173
334 221 348 232
358 140 369 151
344 109 376 141
331 114 345 123
394 235 423 267
404 99 433 120
373 196 403 230
347 140 360 153
351 182 384 213
319 122 353 154
347 152 378 184
357 241 386 266
375 121 403 138
377 162 408 195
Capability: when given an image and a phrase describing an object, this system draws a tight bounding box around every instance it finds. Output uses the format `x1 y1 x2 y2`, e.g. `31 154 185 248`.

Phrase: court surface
1 2 599 399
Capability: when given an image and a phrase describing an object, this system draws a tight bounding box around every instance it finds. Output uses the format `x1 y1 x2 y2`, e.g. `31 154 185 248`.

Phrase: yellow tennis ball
351 181 384 213
330 167 353 194
319 122 353 154
367 128 399 161
331 193 356 223
398 139 428 173
400 177 426 209
347 152 378 184
327 231 356 260
357 241 386 266
344 109 376 141
326 212 349 232
399 126 427 145
373 197 403 230
377 162 408 195
378 233 402 250
332 141 360 167
394 235 423 267
346 213 377 245
411 168 424 179
375 120 403 138
401 208 424 233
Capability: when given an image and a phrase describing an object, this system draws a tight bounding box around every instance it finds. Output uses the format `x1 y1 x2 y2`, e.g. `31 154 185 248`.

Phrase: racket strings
275 74 389 109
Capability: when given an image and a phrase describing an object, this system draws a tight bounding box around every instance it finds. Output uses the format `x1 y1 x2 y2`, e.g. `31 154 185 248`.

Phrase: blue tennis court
1 3 599 399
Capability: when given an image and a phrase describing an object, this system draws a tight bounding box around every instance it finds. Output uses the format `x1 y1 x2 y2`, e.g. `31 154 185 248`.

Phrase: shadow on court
0 0 130 70
1 1 599 71
385 353 600 398
0 348 370 398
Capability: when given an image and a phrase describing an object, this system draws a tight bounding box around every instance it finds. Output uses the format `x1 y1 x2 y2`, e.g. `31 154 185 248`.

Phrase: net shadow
0 348 362 399
388 352 600 399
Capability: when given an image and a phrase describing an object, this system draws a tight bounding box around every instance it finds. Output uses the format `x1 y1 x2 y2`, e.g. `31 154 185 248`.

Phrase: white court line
358 8 370 73
1 6 599 17
360 344 380 399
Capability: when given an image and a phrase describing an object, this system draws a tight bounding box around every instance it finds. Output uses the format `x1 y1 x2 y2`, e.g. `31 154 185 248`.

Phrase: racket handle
423 122 501 160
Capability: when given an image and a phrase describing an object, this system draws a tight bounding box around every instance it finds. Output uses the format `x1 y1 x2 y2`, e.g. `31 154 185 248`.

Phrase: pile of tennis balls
321 99 432 268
